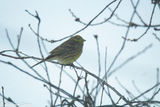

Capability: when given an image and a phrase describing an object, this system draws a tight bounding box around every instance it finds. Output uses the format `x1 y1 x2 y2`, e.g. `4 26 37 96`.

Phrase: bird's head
72 35 86 44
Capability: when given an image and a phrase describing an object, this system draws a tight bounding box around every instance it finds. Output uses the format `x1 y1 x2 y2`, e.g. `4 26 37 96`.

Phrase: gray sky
0 0 160 107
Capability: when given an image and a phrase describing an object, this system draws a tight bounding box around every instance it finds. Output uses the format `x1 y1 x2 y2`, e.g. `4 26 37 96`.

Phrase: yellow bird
31 35 85 68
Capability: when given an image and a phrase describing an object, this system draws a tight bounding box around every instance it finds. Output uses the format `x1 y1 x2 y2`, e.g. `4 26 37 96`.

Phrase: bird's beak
83 39 86 42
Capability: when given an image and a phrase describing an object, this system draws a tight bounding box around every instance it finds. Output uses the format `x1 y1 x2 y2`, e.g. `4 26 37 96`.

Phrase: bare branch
75 66 134 107
100 84 105 106
116 78 135 100
0 60 84 105
123 1 157 42
132 81 147 100
26 10 53 105
5 29 15 50
154 27 160 31
134 0 157 41
108 44 152 77
153 33 160 42
104 0 140 78
131 82 160 101
94 35 101 103
28 24 53 43
54 65 63 106
0 93 19 107
69 0 122 27
50 0 118 43
85 73 94 106
2 86 5 107
16 27 23 51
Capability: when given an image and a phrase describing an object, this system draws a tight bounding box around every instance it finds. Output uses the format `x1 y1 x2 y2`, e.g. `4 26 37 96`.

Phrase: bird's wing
46 40 77 60
49 39 77 54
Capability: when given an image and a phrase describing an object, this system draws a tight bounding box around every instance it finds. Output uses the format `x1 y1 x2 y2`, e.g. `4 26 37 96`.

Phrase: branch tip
94 35 98 39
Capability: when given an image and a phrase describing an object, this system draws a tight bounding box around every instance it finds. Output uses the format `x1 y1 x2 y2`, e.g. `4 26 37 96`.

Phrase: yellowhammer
31 35 85 68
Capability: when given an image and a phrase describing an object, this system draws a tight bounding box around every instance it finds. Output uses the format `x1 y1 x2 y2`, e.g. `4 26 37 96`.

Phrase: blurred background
0 0 160 107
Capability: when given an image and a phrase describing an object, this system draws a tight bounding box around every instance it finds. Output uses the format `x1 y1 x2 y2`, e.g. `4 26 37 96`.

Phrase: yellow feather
31 35 85 67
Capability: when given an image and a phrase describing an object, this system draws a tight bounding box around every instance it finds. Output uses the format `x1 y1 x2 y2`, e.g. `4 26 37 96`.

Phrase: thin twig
135 11 147 26
28 24 53 43
108 44 152 77
153 33 160 42
134 0 157 41
76 66 133 107
5 29 15 50
116 97 122 104
26 10 53 106
5 29 47 82
1 50 33 57
16 27 23 51
104 0 140 78
69 0 122 27
5 28 54 105
0 93 19 107
109 21 160 28
54 65 63 106
2 86 5 107
104 47 107 79
25 10 47 68
73 77 81 97
154 27 160 31
132 81 147 100
73 67 83 97
100 84 104 106
4 26 134 106
116 77 135 100
130 0 147 26
56 65 84 94
131 82 160 101
94 35 101 77
147 88 160 105
108 7 128 24
0 50 59 65
123 0 157 42
106 80 116 106
124 100 160 106
0 45 135 106
44 84 69 99
50 0 118 43
0 57 133 106
94 35 101 103
0 60 84 105
85 73 94 107
153 68 159 95
28 24 49 54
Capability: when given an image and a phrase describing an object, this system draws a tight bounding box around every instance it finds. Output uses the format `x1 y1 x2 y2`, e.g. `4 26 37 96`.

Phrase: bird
31 35 85 68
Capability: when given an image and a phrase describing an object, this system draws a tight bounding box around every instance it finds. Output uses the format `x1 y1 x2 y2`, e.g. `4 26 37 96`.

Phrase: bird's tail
31 60 44 68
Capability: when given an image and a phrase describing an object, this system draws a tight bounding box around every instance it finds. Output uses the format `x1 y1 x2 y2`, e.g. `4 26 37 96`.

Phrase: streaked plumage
31 35 85 68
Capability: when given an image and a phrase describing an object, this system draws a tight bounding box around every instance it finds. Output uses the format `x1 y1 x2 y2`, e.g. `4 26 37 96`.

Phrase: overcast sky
0 0 160 107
